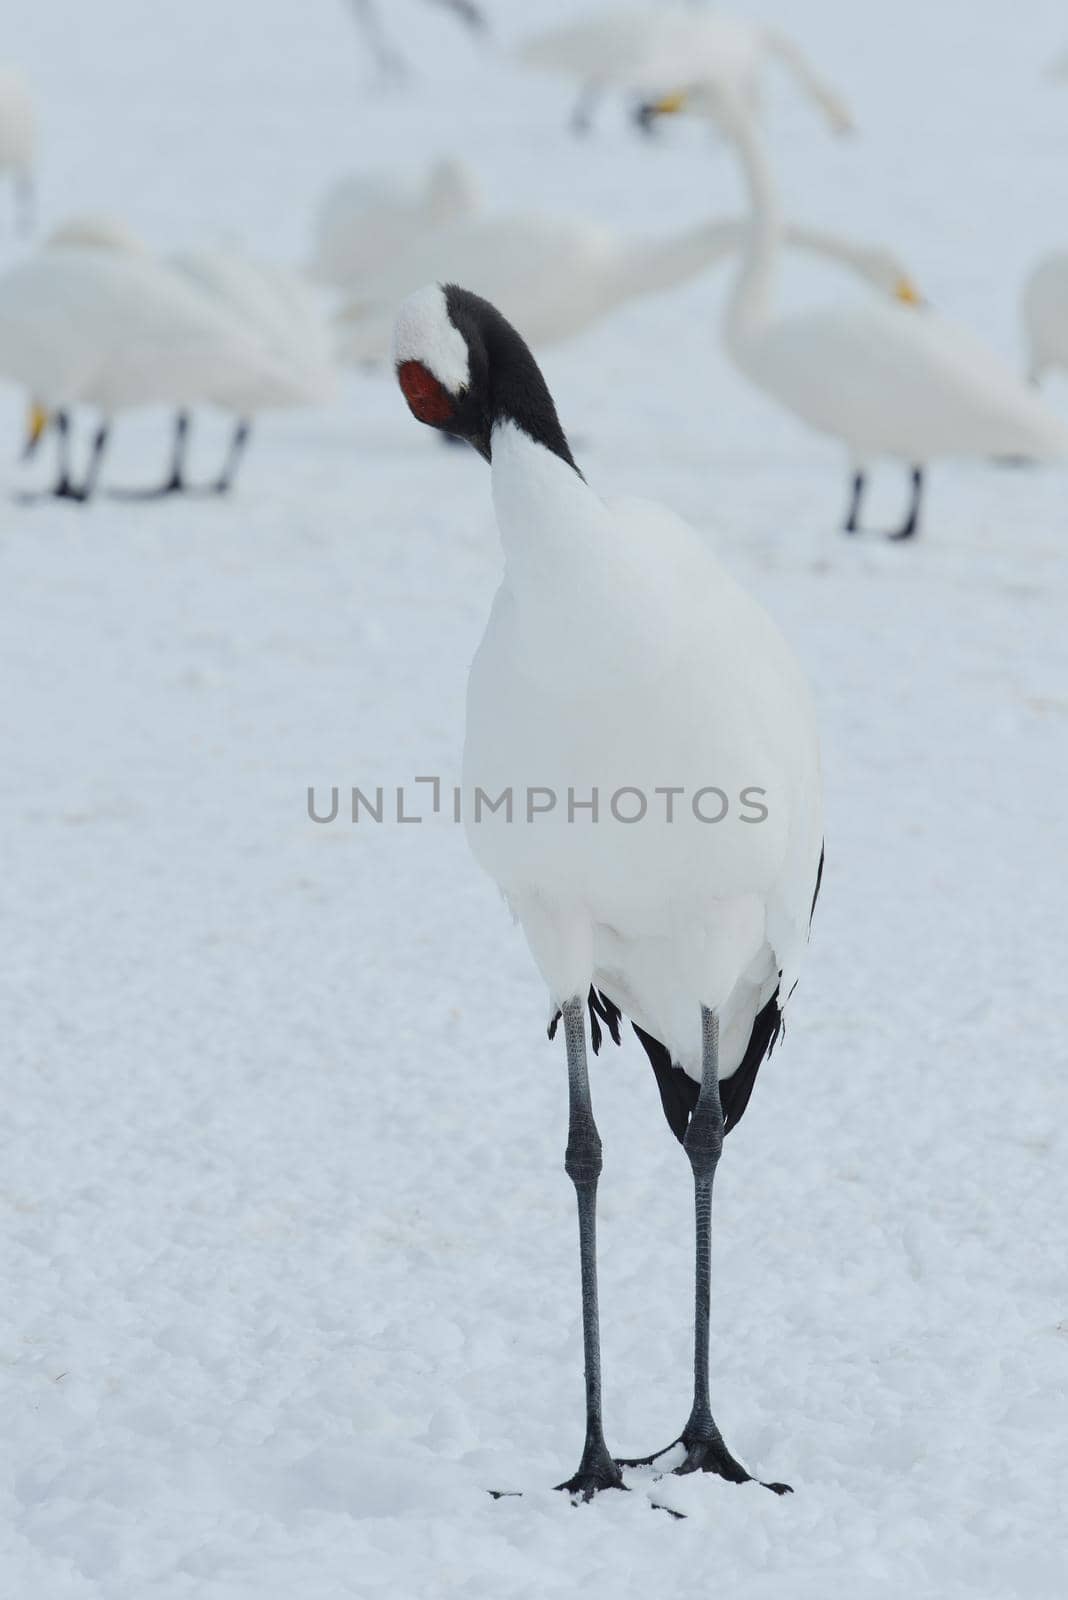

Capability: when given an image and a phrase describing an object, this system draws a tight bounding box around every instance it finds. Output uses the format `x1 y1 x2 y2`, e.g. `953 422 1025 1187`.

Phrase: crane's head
393 283 491 460
392 283 579 471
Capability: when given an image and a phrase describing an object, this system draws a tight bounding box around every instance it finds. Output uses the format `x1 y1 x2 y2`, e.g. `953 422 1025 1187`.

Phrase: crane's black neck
442 285 582 476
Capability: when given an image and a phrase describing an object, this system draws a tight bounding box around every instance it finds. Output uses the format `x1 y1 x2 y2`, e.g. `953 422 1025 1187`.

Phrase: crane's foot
554 1431 627 1501
619 1421 791 1495
555 1463 627 1501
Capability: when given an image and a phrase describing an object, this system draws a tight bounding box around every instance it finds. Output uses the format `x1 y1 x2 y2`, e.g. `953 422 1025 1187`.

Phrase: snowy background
4 1 1068 1595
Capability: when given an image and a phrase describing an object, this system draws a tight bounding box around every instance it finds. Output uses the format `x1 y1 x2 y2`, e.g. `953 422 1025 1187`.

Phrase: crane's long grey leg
888 465 923 541
675 1008 742 1475
619 1008 791 1493
555 995 625 1499
843 469 866 533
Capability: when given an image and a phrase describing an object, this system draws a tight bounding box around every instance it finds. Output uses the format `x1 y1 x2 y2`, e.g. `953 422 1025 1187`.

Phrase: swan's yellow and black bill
646 91 688 117
22 403 50 461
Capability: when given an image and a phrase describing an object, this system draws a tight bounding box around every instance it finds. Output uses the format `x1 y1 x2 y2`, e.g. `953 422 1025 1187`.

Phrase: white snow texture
3 2 1068 1597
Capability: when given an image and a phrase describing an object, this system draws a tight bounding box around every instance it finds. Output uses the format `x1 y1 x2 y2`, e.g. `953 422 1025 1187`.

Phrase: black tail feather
548 986 623 1054
549 986 784 1143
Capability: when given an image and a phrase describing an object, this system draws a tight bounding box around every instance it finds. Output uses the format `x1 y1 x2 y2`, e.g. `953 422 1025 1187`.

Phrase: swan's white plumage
50 215 336 410
169 246 338 409
0 68 34 179
337 207 917 366
461 415 822 1080
310 158 481 288
519 5 853 134
0 231 295 417
687 88 1068 469
735 299 1068 463
1022 252 1068 383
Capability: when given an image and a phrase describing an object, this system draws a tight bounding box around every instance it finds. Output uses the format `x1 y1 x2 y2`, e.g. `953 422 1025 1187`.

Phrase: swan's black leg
570 81 602 137
78 421 110 501
15 171 34 237
52 412 79 497
107 411 192 499
843 470 865 533
13 411 89 504
210 418 251 494
888 465 923 541
348 0 408 82
163 410 190 492
424 0 485 30
618 1010 791 1495
632 98 660 136
555 995 625 1500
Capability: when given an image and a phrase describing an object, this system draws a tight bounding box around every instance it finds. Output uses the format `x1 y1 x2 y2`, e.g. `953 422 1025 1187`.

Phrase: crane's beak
22 404 49 461
895 278 924 308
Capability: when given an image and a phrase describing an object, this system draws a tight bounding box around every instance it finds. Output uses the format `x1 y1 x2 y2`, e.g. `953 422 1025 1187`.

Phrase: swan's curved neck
724 110 782 346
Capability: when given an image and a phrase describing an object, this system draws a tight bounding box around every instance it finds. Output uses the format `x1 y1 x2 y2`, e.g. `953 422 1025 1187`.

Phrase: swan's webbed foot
107 471 186 500
14 477 90 505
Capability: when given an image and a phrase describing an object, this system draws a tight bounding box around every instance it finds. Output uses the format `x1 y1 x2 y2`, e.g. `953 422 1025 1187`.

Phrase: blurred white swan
0 218 308 500
0 67 35 234
160 243 337 493
1045 49 1068 83
1022 252 1068 384
334 205 918 367
646 87 1068 539
519 6 853 137
310 158 481 288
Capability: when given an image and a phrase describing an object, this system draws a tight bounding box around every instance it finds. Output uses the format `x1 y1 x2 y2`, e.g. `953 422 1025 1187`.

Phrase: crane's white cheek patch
392 283 470 393
397 360 455 427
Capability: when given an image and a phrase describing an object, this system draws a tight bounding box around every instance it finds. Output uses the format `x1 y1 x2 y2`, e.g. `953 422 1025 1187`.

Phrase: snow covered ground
3 1 1068 1595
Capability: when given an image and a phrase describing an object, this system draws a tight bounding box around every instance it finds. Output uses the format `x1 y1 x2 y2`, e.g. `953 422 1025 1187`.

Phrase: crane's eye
397 360 456 426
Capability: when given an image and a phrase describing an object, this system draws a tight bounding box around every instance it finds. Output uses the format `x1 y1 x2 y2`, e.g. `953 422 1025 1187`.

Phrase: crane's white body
715 94 1068 468
519 6 853 134
337 205 916 366
1022 251 1068 382
463 419 822 1080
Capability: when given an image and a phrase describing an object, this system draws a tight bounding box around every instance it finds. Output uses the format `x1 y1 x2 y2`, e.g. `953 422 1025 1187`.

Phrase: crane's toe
619 1429 792 1495
555 1458 627 1501
676 1436 792 1495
